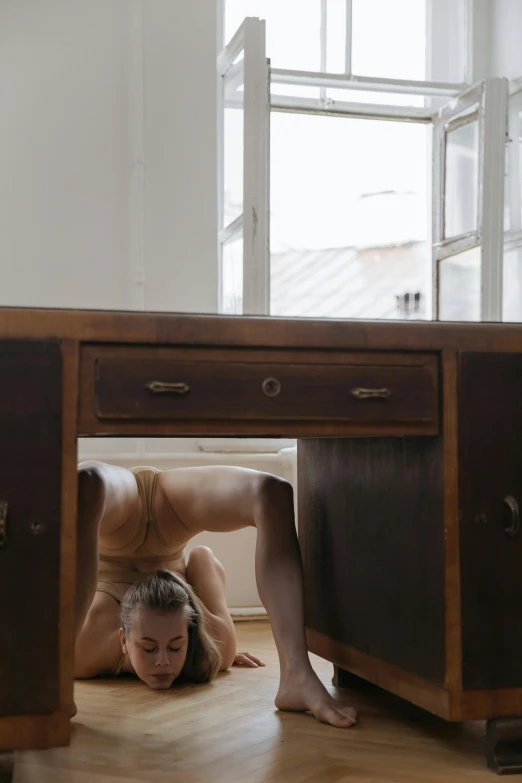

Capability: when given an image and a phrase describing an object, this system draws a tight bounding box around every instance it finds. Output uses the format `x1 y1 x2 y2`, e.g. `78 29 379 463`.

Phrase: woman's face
120 607 189 690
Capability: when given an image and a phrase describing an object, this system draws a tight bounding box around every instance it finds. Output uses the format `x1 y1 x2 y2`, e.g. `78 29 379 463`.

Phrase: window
433 80 508 322
503 87 522 321
444 118 479 239
351 0 426 81
225 1 322 72
225 0 445 81
220 2 508 323
270 113 429 320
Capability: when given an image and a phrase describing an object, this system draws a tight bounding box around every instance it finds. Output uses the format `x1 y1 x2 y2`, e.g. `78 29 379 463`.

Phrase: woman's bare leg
74 461 141 676
157 467 357 728
253 477 356 727
75 466 105 637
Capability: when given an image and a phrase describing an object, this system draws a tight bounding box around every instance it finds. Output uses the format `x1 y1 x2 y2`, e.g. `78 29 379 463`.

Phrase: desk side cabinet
299 350 522 750
0 340 71 759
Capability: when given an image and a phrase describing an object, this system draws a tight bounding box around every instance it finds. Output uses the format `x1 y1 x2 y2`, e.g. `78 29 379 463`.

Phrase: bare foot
64 702 78 718
275 666 357 728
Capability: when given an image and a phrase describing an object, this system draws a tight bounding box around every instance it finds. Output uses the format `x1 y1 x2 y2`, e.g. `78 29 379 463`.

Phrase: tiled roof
270 241 427 320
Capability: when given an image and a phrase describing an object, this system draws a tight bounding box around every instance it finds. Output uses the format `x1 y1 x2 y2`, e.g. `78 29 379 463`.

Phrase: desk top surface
1 306 522 352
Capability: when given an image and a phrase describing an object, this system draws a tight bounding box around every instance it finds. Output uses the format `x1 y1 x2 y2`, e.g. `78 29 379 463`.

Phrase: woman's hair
120 569 221 684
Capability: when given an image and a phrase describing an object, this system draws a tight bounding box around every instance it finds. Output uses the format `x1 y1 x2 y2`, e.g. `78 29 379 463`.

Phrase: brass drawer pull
0 501 8 549
351 387 391 400
146 381 190 396
262 377 281 397
504 495 520 538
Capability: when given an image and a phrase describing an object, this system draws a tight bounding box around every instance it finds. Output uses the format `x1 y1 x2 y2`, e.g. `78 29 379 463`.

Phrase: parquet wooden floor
14 622 493 782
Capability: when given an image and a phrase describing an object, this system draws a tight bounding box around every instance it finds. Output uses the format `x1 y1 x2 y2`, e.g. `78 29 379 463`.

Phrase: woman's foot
275 666 357 728
63 701 78 718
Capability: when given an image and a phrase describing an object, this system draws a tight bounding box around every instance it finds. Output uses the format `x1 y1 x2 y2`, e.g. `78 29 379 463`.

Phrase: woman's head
119 569 220 690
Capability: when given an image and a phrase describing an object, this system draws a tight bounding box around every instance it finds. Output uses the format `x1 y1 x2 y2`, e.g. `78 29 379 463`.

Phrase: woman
75 461 357 727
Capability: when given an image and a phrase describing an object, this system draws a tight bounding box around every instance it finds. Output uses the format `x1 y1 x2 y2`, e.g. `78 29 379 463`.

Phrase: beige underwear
96 466 187 605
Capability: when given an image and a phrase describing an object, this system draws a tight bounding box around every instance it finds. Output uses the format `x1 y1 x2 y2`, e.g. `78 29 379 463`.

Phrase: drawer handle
262 377 281 397
0 501 8 549
146 381 190 396
351 387 391 400
504 495 520 538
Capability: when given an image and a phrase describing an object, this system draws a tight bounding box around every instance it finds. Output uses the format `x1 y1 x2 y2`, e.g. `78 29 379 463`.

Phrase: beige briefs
96 466 187 604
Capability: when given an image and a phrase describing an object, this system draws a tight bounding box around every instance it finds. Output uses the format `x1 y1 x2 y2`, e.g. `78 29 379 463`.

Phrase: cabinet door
298 436 445 685
0 341 62 715
459 352 522 689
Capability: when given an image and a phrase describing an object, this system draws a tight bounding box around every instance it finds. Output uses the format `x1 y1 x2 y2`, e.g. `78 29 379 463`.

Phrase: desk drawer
81 346 438 433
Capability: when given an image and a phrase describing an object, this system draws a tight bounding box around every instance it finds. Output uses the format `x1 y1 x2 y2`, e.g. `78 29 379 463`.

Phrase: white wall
489 0 522 81
472 0 493 82
142 0 218 313
0 0 131 309
468 0 522 83
0 0 217 312
0 0 294 609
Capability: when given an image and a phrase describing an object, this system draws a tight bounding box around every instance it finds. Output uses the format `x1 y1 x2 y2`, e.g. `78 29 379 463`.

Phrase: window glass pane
351 0 426 81
503 246 522 322
224 106 243 226
444 119 479 239
222 235 243 315
223 65 243 226
505 91 522 233
438 246 481 321
225 1 321 71
270 113 428 320
326 0 346 73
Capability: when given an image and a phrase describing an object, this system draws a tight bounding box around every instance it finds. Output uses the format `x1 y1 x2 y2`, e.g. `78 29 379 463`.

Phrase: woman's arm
185 546 264 670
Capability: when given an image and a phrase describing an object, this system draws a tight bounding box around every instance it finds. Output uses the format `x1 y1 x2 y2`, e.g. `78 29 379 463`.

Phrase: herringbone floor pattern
14 623 491 782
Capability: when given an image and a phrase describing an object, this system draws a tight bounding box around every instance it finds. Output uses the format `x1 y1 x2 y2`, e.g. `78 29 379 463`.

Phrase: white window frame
219 3 475 324
502 82 522 321
218 17 270 316
432 78 508 321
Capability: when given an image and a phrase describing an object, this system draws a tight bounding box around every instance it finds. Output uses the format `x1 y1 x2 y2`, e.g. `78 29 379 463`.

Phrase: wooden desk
2 307 522 773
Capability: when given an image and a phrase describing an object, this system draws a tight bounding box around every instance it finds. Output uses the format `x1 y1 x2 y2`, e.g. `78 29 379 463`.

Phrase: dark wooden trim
442 349 462 691
311 630 522 722
3 306 522 352
59 340 79 723
0 713 69 752
77 419 439 438
307 629 450 719
450 690 522 721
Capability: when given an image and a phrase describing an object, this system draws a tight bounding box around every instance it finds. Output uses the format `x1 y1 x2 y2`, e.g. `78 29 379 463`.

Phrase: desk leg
0 753 13 782
487 718 522 775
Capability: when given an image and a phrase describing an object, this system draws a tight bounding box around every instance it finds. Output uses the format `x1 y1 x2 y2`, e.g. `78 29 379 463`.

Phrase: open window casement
432 78 509 322
218 17 270 316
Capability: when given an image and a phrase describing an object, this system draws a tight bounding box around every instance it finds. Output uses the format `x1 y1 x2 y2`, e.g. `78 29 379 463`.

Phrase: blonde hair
120 569 221 684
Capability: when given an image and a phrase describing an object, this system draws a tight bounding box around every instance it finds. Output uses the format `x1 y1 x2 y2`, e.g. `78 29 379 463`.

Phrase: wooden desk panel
0 341 62 718
3 309 522 772
299 436 445 686
79 344 439 437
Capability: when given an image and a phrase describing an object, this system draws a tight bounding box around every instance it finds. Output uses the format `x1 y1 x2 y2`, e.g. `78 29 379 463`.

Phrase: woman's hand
233 652 265 668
